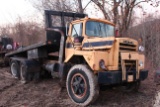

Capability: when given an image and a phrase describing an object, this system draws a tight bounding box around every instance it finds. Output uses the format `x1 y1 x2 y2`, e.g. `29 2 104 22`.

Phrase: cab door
65 22 83 60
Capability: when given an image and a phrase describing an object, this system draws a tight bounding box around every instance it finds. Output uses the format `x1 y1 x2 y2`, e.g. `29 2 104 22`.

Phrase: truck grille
119 42 137 70
119 59 136 71
125 60 136 71
119 43 137 52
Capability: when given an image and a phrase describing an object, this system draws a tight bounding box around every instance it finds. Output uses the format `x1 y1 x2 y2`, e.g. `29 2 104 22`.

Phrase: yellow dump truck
6 10 148 106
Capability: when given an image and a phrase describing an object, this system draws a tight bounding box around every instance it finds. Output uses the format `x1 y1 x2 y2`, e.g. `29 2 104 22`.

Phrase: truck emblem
129 54 131 59
123 40 133 45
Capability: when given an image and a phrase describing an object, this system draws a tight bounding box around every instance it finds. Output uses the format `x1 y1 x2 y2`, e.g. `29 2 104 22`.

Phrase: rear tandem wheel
10 60 20 79
20 62 28 84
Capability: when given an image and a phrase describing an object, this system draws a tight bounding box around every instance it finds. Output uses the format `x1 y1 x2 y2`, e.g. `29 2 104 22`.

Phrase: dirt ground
0 67 159 107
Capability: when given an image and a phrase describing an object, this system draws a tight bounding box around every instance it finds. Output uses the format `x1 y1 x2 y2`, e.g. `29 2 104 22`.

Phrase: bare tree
30 0 159 37
78 0 83 13
128 14 160 70
0 19 45 46
30 0 81 13
91 0 160 36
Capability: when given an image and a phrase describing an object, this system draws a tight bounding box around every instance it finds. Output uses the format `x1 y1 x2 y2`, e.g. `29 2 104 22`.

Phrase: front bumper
98 70 148 85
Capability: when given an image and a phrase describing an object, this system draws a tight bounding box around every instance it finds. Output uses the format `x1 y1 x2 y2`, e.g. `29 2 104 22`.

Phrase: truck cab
64 17 148 105
65 17 147 81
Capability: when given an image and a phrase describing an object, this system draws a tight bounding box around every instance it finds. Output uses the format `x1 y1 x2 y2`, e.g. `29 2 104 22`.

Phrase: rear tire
66 64 99 106
10 61 20 79
20 63 28 84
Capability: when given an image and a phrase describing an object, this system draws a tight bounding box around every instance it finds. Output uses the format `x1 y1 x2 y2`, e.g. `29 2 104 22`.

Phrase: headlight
99 59 106 70
139 61 143 67
138 45 144 52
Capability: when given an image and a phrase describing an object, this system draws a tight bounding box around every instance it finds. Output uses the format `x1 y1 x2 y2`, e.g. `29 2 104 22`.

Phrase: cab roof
71 17 115 26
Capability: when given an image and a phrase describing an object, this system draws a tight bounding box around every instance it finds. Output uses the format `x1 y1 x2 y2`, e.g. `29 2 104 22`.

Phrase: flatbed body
6 42 47 57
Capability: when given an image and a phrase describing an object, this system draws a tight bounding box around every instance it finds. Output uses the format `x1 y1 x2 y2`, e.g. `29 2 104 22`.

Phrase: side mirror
74 36 84 43
115 29 119 37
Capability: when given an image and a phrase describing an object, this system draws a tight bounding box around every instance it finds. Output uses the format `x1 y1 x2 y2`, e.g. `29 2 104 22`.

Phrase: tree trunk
78 0 83 13
113 0 118 25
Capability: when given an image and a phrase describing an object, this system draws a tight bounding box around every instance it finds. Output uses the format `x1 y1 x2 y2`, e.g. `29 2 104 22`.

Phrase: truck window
71 23 82 37
86 21 114 37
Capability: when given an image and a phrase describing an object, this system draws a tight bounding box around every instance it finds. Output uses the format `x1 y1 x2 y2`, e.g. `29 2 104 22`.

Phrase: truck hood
116 37 138 46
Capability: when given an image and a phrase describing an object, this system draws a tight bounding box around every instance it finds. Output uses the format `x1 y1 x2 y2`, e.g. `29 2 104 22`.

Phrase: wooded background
0 0 160 70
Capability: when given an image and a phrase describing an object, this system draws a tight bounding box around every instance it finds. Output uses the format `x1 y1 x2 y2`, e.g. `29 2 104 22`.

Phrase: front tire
66 65 99 106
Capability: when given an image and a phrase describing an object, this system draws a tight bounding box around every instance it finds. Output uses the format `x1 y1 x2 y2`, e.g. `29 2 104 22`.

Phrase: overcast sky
0 0 41 25
0 0 159 25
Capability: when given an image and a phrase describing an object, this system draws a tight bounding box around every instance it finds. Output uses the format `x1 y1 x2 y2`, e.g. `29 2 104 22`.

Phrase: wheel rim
71 73 87 99
11 63 17 77
20 65 26 81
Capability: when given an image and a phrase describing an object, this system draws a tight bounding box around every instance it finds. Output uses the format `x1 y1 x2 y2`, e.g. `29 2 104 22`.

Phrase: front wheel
66 65 99 106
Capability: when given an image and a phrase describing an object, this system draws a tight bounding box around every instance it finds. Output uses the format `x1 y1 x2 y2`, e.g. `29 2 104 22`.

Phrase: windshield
86 21 114 37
